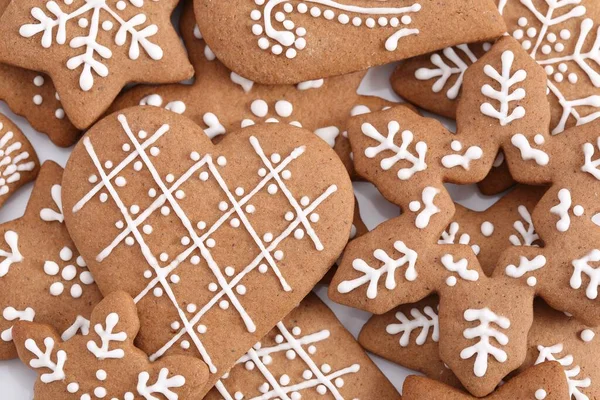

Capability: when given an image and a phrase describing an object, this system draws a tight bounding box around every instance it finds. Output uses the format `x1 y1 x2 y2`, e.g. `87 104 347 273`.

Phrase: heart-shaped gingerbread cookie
62 106 354 393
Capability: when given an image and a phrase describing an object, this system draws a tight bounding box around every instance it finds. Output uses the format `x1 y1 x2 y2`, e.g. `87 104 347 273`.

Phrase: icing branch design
509 205 539 246
19 0 164 91
571 249 600 300
361 121 427 180
440 254 479 285
0 231 23 278
535 343 591 400
409 186 440 229
1 307 35 342
415 44 481 99
25 337 67 383
216 321 360 400
251 0 422 58
40 184 64 223
550 188 573 232
511 133 550 166
460 308 511 378
87 312 127 359
137 368 186 400
505 255 547 279
438 222 481 255
480 50 527 126
0 125 36 196
582 137 600 180
441 140 483 170
61 315 90 341
386 305 439 347
337 241 418 299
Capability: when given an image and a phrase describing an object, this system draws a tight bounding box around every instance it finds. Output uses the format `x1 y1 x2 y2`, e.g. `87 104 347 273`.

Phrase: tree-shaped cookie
0 161 102 360
0 1 78 147
192 0 505 84
12 290 208 399
109 0 396 179
205 293 400 400
330 37 556 396
361 299 599 399
0 0 194 129
62 106 355 394
402 361 569 400
393 0 600 135
346 36 549 218
0 114 39 209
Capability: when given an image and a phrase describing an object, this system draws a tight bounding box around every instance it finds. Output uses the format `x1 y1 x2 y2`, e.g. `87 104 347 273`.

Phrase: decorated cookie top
109 0 396 179
393 0 600 135
62 106 354 393
205 293 400 400
0 161 102 360
0 114 39 208
402 361 569 400
12 290 208 400
192 0 506 84
0 0 194 129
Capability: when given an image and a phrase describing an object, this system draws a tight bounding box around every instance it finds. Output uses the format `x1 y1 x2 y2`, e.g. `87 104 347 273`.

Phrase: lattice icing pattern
67 110 349 380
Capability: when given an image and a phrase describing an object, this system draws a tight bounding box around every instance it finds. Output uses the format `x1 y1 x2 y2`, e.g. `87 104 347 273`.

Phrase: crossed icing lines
73 115 337 374
216 322 360 400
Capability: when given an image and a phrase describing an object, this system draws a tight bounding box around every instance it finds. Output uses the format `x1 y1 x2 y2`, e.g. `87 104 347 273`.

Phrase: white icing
87 313 127 359
460 308 510 378
386 306 439 346
337 241 418 299
230 72 255 93
202 113 226 139
20 1 164 91
61 315 91 341
411 187 440 229
0 231 23 278
25 337 67 383
535 343 591 399
535 389 547 400
440 254 479 283
480 50 527 125
361 121 427 180
511 134 550 166
441 140 483 170
580 329 595 343
139 95 186 115
571 249 600 299
509 205 539 246
40 184 64 223
505 255 546 278
0 126 36 197
582 138 600 180
416 44 479 99
439 222 481 256
314 126 340 148
1 307 35 342
297 79 324 90
480 221 494 237
550 188 572 232
137 368 186 399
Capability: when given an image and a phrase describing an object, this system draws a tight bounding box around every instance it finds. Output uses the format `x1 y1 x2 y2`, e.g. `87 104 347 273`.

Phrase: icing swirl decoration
251 0 422 58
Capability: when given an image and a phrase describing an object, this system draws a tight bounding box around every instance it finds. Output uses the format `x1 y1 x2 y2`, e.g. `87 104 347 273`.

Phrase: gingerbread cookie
0 0 194 130
192 0 505 84
0 114 39 209
109 0 396 179
62 107 354 394
393 0 600 135
330 37 558 396
402 361 569 400
205 293 399 400
0 161 102 360
358 185 544 386
0 1 79 147
13 290 209 399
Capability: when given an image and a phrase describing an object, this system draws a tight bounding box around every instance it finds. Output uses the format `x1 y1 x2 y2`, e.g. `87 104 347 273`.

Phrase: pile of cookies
0 0 597 399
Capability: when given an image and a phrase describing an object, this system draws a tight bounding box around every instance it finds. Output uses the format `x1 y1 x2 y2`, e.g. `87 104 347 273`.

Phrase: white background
0 62 503 398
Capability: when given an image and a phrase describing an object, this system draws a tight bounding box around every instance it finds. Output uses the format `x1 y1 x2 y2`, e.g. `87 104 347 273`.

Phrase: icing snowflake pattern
71 114 339 375
215 321 360 400
386 305 439 347
19 0 164 91
415 0 600 134
250 0 422 58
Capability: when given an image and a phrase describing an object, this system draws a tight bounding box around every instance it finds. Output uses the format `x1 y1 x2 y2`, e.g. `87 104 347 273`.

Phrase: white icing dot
206 238 216 248
33 95 43 105
518 17 528 27
235 187 245 196
50 282 64 296
513 29 524 40
219 300 230 310
60 247 73 261
272 45 283 55
271 153 282 163
133 161 143 171
263 232 274 242
197 324 207 334
153 287 163 297
481 221 494 237
80 271 94 285
104 160 113 169
560 29 571 40
401 15 411 25
175 190 185 199
67 383 79 393
366 17 375 28
181 340 190 349
219 201 229 211
33 76 45 87
143 270 152 279
130 205 140 215
102 20 113 30
143 224 153 234
150 146 160 157
285 211 294 221
274 250 284 260
527 276 537 287
190 255 201 265
159 253 169 262
62 265 77 281
275 101 293 118
581 329 595 342
230 218 240 228
268 184 278 194
294 229 305 240
554 72 564 83
170 274 180 284
246 205 256 214
534 134 545 145
522 40 532 50
308 345 316 354
171 321 180 330
323 10 334 20
115 176 127 187
217 156 227 166
88 175 98 183
199 171 209 181
259 264 268 273
70 284 82 299
555 43 565 52
300 196 310 207
236 285 247 295
161 206 170 216
446 276 457 287
310 7 321 17
541 44 551 55
568 73 578 84
96 369 107 381
573 205 584 216
309 213 319 223
527 27 537 38
409 201 421 212
535 389 547 400
187 303 197 313
317 384 327 394
166 174 175 183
